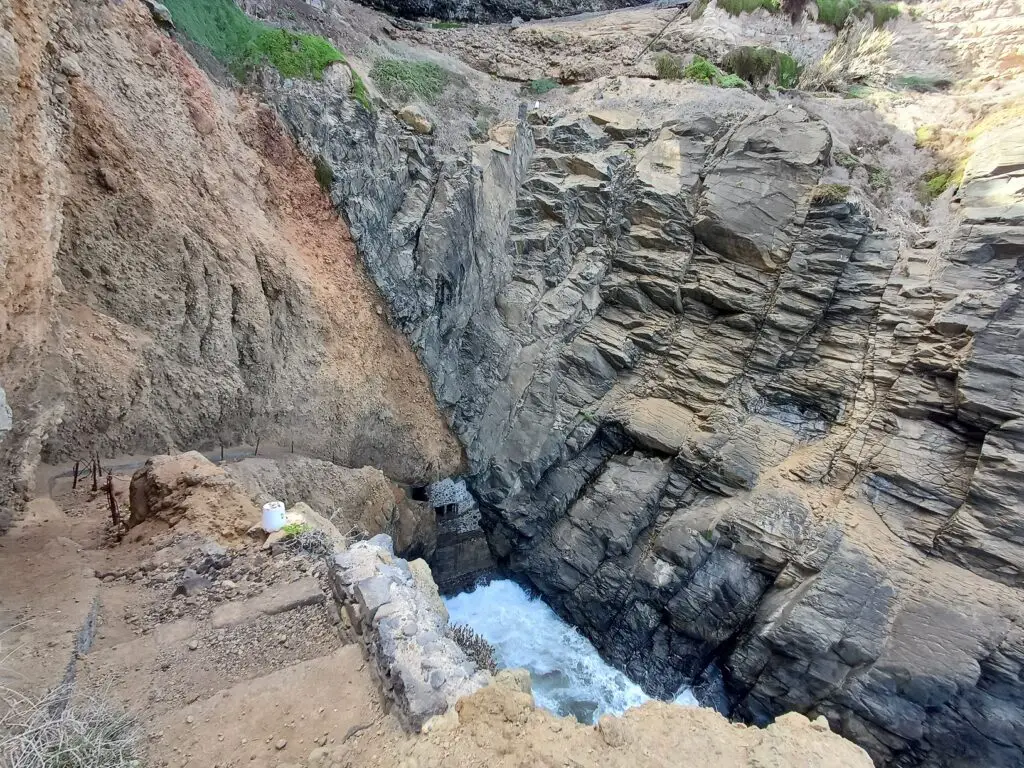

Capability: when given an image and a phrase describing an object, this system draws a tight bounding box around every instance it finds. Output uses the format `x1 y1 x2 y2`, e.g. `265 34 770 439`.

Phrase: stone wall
329 535 492 731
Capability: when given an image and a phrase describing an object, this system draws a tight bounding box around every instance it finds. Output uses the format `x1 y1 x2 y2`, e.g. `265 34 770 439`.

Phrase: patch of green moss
810 183 850 204
370 58 450 103
920 164 965 200
527 77 560 94
716 73 746 88
431 20 465 29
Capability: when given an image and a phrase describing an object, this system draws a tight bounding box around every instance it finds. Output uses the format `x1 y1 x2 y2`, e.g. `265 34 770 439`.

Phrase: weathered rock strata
276 67 1024 767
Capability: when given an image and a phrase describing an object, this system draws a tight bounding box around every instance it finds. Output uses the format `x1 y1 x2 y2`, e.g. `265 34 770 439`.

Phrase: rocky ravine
273 18 1024 768
2 0 1023 765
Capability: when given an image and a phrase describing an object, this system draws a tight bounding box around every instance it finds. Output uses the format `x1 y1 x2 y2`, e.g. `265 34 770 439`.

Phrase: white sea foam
445 579 698 723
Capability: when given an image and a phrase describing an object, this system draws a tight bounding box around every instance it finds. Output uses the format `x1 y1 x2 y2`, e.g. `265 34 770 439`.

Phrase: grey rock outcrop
330 535 491 730
272 72 1024 766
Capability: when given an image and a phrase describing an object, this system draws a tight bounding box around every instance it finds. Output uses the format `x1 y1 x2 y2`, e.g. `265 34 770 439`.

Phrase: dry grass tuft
0 684 143 768
798 18 892 91
447 624 499 675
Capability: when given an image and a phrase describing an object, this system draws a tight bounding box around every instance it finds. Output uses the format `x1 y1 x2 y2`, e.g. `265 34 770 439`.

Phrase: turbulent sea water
445 579 698 724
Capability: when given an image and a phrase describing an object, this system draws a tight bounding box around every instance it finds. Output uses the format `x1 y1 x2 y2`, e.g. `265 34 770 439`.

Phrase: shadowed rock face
275 71 1024 766
350 0 651 23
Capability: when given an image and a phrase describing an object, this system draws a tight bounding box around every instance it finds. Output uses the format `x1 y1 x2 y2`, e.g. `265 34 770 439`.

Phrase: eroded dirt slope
0 0 463 529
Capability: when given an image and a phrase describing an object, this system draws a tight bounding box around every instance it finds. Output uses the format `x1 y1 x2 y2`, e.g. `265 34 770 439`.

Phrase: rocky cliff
273 17 1024 767
0 0 462 528
3 0 1024 764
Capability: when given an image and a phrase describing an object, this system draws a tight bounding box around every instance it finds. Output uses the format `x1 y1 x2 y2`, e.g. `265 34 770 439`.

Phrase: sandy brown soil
0 468 871 768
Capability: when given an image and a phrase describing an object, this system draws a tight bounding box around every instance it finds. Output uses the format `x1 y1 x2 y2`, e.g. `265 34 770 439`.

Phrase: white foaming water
445 579 698 724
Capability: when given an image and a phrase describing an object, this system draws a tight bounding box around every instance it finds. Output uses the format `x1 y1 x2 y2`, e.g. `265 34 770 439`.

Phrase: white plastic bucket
261 500 287 532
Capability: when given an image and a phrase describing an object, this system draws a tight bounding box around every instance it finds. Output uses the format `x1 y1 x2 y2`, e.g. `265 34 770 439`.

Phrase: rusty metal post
72 460 80 490
106 471 120 528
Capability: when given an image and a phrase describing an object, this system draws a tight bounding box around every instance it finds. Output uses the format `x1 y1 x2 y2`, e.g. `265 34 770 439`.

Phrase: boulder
128 452 257 541
397 105 433 135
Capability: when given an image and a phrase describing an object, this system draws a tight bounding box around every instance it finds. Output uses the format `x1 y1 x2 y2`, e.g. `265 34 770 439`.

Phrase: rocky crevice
273 68 1024 765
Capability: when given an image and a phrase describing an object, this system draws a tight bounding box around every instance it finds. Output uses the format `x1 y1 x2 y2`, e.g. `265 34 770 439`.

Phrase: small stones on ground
185 715 194 724
275 738 288 750
187 639 199 650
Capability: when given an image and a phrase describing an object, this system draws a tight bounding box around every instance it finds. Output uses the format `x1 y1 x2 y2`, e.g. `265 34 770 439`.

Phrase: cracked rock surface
277 65 1024 766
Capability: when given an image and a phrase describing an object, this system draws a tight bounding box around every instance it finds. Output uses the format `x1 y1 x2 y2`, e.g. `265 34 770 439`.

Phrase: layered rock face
278 70 1024 766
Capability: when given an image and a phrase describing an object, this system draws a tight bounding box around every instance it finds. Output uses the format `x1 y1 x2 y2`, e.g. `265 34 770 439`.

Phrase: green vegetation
920 164 964 200
810 183 850 204
717 0 780 15
869 2 900 26
868 166 891 189
431 20 465 28
914 124 940 149
833 150 859 170
683 55 718 83
281 522 313 537
164 0 341 80
656 53 753 88
689 0 710 18
370 58 450 103
813 0 899 30
777 52 801 87
720 46 802 87
654 52 685 80
161 0 369 108
527 77 560 94
717 73 746 88
896 74 952 92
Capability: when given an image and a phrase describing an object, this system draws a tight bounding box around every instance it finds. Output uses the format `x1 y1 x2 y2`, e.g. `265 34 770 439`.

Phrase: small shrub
654 52 685 80
810 183 850 204
721 46 778 82
684 55 718 83
833 150 859 170
281 521 312 537
870 2 900 26
798 19 892 91
777 53 802 87
920 165 964 200
718 0 780 14
528 77 559 94
370 58 450 103
431 20 464 28
868 166 891 189
717 73 746 88
689 0 710 18
447 624 499 674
